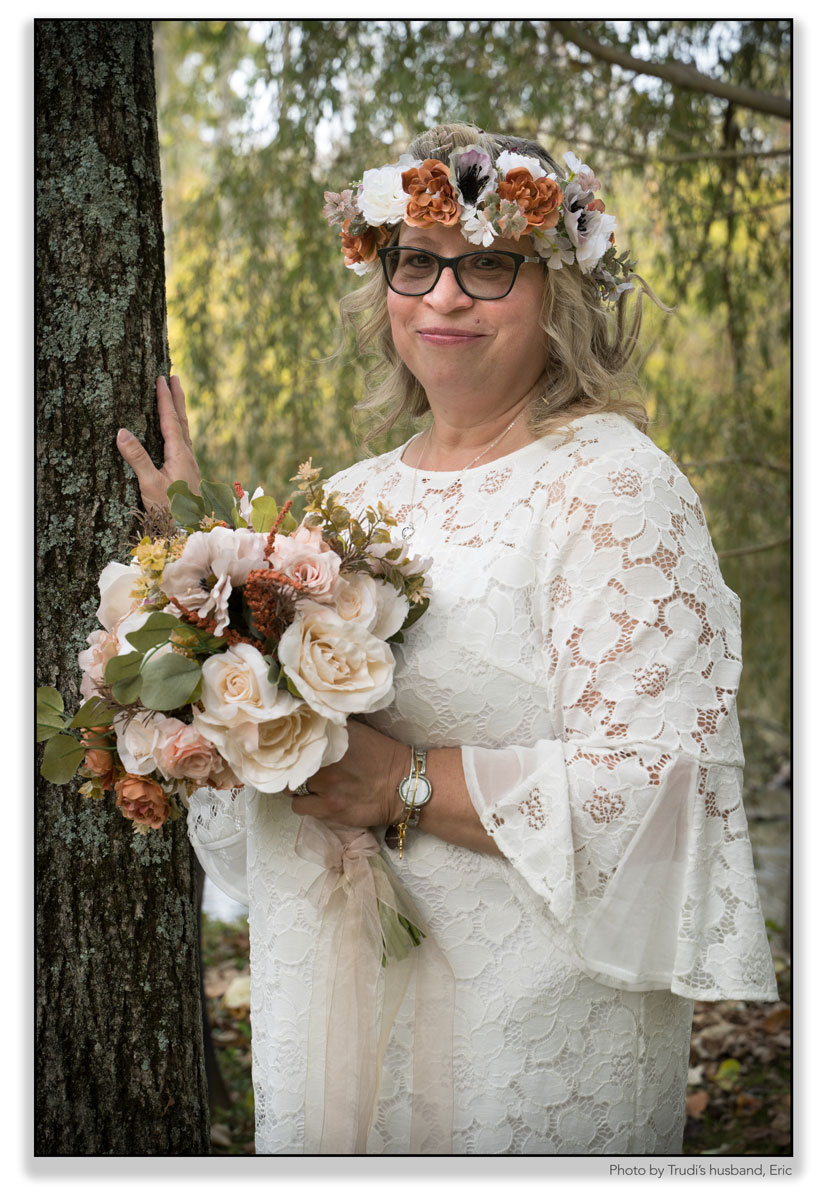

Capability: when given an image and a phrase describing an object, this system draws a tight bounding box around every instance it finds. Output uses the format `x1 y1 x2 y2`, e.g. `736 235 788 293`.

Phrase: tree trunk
36 19 210 1154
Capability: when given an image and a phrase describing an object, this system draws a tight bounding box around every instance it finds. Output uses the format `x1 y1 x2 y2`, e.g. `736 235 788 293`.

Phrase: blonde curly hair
339 123 668 443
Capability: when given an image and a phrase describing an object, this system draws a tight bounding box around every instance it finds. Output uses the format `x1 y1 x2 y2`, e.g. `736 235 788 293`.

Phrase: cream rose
331 574 408 641
196 702 348 793
96 562 143 632
277 602 395 722
357 155 416 226
198 642 299 728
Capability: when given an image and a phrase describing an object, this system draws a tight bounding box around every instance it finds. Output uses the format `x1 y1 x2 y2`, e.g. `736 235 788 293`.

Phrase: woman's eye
472 255 509 272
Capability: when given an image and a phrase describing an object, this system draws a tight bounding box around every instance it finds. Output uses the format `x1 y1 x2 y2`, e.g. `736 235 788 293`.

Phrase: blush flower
160 526 268 636
277 602 396 723
82 727 115 789
154 717 224 783
266 524 341 600
78 629 120 699
331 573 408 640
196 641 301 728
402 160 461 228
115 775 170 831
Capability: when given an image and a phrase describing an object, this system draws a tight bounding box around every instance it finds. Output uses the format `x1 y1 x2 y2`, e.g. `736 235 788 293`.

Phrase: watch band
385 746 431 852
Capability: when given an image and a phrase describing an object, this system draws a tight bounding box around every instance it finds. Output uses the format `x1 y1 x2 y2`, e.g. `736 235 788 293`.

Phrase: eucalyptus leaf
250 494 278 533
40 734 86 785
104 650 143 684
68 696 118 730
200 480 239 526
36 686 66 740
140 653 202 711
168 480 206 530
125 612 185 653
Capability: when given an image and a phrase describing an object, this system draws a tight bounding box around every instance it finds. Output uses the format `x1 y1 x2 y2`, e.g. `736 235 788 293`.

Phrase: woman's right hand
117 375 201 510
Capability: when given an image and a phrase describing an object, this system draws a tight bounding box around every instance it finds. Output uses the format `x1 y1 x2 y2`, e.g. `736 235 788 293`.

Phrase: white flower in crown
494 150 548 181
562 151 601 194
565 207 617 274
461 207 498 246
448 145 499 208
357 155 417 226
532 227 575 268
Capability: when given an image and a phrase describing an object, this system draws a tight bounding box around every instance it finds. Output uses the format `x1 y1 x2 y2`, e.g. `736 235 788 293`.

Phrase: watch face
399 774 432 808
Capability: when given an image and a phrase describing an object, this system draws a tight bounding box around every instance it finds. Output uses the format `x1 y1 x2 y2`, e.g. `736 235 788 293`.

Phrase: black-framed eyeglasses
377 246 542 300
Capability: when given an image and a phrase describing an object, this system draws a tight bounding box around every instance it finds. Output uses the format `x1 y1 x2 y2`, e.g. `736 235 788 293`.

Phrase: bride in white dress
118 122 777 1155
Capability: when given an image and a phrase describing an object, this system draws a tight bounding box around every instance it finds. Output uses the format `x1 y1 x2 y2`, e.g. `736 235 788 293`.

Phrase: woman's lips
416 327 486 345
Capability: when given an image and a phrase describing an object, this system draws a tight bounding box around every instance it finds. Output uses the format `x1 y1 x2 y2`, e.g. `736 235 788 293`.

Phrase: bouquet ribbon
295 815 454 1154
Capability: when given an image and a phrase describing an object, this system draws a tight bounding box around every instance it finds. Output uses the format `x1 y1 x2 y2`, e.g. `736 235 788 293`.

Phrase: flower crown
323 145 636 303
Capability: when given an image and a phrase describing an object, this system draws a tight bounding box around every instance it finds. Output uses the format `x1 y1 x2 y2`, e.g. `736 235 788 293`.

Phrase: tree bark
36 19 210 1154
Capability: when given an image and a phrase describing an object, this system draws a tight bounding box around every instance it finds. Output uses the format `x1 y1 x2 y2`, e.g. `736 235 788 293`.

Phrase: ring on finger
293 782 311 796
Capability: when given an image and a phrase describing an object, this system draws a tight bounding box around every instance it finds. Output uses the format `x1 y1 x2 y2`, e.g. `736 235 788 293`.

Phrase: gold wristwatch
385 747 431 851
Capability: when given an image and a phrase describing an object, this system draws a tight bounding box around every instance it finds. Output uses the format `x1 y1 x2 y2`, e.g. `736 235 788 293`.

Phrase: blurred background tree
152 18 790 794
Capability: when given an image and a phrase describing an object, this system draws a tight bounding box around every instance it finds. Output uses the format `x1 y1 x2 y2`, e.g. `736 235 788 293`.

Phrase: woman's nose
423 265 474 312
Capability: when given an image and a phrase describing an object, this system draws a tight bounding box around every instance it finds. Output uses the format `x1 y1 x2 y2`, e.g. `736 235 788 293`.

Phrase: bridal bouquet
37 460 430 840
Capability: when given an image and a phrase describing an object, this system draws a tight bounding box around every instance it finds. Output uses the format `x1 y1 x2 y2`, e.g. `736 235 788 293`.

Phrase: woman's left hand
291 720 409 829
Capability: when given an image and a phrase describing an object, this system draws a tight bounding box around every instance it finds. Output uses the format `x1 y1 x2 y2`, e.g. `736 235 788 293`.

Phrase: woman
118 123 777 1155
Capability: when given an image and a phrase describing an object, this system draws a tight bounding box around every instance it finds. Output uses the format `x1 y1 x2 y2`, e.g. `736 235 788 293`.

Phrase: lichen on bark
36 19 210 1154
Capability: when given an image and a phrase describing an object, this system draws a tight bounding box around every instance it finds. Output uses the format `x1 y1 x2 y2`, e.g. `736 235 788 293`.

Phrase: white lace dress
188 412 777 1155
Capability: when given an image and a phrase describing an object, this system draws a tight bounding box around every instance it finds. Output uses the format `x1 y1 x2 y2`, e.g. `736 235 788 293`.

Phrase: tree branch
717 535 790 560
553 22 791 120
677 456 789 474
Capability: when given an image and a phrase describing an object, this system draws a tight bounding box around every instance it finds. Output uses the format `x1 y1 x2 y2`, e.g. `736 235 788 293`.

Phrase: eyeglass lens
384 248 519 299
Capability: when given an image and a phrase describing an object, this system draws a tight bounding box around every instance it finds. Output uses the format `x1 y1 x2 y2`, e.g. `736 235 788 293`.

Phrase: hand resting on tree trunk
117 375 201 509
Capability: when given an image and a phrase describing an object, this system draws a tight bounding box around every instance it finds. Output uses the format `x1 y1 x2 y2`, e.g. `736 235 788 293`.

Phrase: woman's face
386 221 548 412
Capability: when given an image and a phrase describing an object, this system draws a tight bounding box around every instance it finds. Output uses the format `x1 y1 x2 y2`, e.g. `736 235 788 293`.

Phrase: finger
156 378 191 466
117 428 160 486
169 375 193 450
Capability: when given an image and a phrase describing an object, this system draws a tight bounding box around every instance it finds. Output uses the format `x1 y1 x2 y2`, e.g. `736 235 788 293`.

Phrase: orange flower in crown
497 168 564 230
401 159 461 228
340 220 389 271
323 142 637 301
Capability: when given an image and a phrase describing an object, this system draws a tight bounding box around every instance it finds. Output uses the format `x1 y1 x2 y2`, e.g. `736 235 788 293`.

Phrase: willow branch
553 23 791 119
717 535 790 560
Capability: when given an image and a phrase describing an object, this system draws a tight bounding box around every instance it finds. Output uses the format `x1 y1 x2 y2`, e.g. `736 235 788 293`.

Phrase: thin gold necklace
400 414 521 540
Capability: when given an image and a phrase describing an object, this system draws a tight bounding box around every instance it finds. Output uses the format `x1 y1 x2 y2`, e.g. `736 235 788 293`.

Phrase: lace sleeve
186 785 252 905
462 443 777 1001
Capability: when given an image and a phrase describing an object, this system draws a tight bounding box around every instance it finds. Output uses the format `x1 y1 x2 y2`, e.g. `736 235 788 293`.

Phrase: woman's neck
405 388 538 472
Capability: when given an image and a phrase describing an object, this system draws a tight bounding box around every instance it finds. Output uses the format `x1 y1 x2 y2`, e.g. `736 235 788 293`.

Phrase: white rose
357 155 417 226
277 602 395 722
574 210 616 273
199 642 301 728
114 710 169 775
96 562 142 632
195 703 348 793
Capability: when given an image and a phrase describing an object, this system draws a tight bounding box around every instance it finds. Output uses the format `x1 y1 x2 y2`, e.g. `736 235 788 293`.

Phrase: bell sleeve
186 785 252 905
461 441 778 1001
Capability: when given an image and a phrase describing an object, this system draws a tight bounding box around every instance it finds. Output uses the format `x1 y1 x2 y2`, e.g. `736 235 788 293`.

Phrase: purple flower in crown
448 145 499 208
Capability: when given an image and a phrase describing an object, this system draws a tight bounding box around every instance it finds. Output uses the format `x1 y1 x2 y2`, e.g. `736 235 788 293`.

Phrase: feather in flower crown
323 145 637 303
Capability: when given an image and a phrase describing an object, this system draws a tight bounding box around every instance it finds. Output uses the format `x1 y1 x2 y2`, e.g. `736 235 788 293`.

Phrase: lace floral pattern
186 413 776 1154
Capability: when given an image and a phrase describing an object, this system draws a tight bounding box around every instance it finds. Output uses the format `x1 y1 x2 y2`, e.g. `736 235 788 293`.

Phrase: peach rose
82 727 115 789
402 160 460 228
497 168 563 230
154 718 223 783
115 775 170 830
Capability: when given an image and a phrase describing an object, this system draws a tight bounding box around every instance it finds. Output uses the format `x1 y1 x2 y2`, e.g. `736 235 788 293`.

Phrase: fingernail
117 428 133 444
